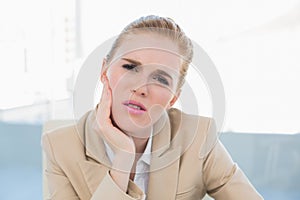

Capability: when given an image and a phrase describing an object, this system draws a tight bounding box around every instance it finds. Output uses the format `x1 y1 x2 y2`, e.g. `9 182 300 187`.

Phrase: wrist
112 152 135 172
109 169 131 193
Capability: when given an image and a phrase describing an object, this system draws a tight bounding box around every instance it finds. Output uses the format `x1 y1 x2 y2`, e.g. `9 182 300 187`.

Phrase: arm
42 133 145 200
42 133 80 200
201 119 264 200
42 77 145 200
94 77 140 195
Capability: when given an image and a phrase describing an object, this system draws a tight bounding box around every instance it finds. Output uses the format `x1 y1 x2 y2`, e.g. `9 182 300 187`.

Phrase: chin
119 115 152 130
111 113 153 137
111 103 166 136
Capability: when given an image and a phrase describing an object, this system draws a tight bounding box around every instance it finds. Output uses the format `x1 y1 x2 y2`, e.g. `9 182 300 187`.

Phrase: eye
122 64 139 72
153 75 169 86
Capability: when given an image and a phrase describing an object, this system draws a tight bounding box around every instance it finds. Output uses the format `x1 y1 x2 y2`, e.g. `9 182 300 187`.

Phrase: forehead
113 33 182 71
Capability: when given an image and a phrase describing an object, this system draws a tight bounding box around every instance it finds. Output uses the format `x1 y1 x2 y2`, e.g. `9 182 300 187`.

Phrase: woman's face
102 33 182 138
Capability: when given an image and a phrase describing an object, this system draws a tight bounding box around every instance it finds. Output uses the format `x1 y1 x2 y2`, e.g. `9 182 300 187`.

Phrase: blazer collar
76 108 111 195
77 108 181 198
84 109 111 166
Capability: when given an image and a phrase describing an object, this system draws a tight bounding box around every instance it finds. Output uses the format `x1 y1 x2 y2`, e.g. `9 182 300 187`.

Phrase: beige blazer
42 107 263 200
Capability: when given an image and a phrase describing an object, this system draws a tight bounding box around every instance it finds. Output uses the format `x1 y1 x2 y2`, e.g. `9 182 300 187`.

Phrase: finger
96 79 112 127
104 79 113 120
98 79 110 116
99 77 108 103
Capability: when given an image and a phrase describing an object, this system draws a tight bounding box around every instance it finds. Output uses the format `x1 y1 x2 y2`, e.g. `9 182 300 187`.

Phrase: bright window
1 0 299 133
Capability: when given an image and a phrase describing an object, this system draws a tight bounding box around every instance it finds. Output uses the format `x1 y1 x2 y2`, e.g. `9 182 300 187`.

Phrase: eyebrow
121 58 142 66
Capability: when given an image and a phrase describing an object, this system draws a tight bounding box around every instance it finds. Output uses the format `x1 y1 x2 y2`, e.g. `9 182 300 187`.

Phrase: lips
122 100 147 111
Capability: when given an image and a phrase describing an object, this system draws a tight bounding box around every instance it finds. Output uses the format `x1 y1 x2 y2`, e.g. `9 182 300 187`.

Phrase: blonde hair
106 15 193 90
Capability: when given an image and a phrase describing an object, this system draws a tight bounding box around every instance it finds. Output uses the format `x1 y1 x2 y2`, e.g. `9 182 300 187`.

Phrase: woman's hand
95 77 135 156
94 77 135 192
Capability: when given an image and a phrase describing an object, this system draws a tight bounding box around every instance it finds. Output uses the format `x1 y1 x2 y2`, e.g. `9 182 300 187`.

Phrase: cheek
107 71 121 90
146 89 173 125
151 87 174 107
107 67 134 91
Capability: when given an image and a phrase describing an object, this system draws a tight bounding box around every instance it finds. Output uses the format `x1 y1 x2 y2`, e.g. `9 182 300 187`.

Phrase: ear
100 58 108 83
167 89 181 109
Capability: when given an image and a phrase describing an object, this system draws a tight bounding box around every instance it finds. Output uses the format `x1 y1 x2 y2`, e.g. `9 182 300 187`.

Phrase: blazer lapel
77 109 112 195
84 109 111 165
147 148 181 200
147 111 181 200
78 159 109 195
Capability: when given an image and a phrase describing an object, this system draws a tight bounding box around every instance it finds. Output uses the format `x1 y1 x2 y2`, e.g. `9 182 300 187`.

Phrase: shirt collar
139 133 152 165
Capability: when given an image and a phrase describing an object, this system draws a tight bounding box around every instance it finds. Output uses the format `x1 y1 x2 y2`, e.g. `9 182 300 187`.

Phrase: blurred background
0 0 299 199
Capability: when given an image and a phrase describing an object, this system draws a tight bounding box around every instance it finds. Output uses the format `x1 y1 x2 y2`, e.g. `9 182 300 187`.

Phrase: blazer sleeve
42 133 145 200
42 133 80 200
201 119 264 200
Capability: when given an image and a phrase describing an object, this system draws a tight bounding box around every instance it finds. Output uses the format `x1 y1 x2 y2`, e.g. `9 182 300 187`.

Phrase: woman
42 15 263 199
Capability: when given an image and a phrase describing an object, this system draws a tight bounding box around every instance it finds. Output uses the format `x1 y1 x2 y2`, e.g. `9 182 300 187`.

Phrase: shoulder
167 108 217 158
42 125 84 165
168 107 213 135
42 124 81 148
41 110 92 163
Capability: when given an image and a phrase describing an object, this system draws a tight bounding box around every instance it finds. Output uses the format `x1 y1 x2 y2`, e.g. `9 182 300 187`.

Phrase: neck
110 115 152 154
133 136 149 154
130 126 152 154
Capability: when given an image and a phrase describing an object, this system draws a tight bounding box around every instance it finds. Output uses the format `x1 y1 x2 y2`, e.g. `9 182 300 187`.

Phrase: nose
131 85 148 97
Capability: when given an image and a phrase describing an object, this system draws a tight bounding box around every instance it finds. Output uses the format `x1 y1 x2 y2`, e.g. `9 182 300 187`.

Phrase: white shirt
104 135 152 195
